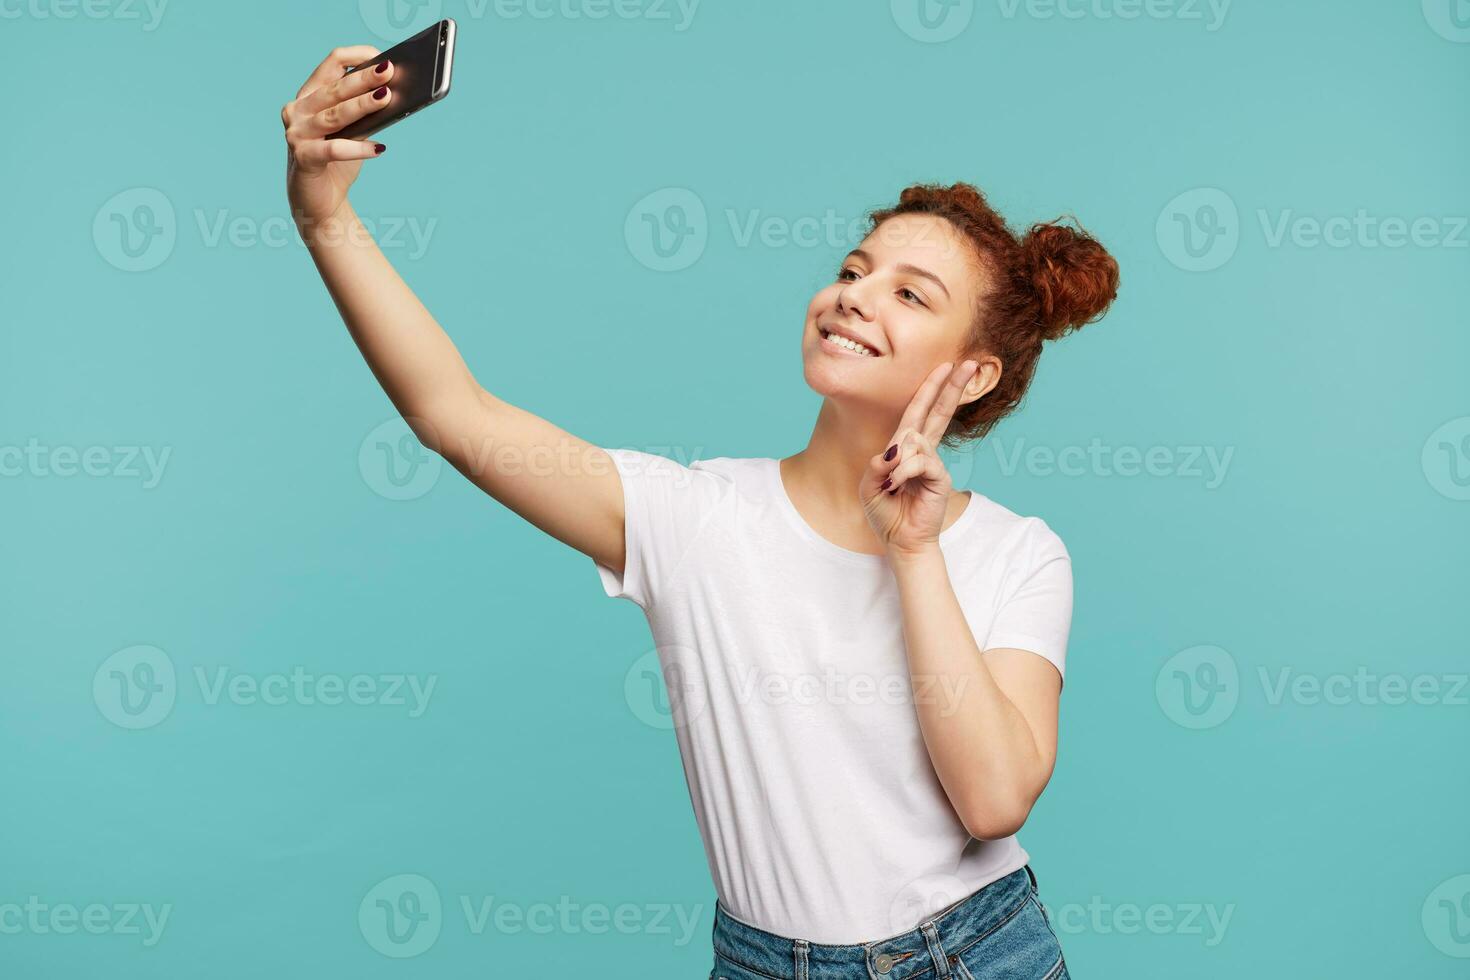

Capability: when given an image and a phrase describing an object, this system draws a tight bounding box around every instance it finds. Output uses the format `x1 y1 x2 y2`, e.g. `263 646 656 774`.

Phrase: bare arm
862 361 1062 840
890 548 1061 840
282 46 626 573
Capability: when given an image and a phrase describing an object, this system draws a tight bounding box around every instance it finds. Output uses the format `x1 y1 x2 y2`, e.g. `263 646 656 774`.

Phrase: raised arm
864 361 1064 840
282 45 627 575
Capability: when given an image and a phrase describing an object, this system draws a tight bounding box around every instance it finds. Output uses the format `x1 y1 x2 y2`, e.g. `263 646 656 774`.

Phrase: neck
782 397 904 516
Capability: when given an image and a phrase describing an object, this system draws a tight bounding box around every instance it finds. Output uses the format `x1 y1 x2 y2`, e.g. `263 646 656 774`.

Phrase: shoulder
963 492 1071 565
600 449 768 507
687 455 776 494
688 455 762 478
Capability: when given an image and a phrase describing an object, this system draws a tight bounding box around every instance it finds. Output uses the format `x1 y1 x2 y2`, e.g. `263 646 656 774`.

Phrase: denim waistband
712 865 1037 980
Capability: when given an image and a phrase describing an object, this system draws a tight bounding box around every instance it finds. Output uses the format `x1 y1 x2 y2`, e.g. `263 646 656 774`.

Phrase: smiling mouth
819 329 880 357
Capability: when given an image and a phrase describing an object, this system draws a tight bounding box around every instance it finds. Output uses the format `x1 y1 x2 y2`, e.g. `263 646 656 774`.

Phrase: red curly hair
868 182 1120 446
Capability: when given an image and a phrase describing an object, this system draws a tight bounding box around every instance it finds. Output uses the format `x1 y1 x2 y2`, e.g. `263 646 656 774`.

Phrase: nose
836 279 875 321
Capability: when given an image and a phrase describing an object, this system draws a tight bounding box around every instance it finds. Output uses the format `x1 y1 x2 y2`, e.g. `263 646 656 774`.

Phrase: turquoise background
2 0 1467 976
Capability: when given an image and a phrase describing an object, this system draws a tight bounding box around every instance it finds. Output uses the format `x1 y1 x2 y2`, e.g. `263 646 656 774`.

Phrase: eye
837 266 860 282
899 287 928 307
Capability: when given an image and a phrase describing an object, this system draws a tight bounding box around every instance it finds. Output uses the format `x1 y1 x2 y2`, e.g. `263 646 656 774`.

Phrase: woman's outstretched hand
862 360 979 560
283 46 392 226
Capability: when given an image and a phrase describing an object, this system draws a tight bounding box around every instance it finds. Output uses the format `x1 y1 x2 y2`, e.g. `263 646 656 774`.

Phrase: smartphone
328 19 456 141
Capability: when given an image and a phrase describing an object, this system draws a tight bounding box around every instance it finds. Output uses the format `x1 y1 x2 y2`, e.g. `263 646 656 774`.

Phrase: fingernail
375 60 390 74
373 86 389 99
374 143 386 155
880 478 892 490
884 444 897 461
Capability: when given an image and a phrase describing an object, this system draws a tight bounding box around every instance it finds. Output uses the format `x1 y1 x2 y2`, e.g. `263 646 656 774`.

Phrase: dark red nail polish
373 86 388 99
884 444 897 461
375 60 389 73
880 478 891 490
374 143 386 155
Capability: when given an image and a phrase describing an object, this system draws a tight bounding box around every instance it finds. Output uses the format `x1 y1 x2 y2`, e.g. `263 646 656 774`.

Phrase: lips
818 325 881 356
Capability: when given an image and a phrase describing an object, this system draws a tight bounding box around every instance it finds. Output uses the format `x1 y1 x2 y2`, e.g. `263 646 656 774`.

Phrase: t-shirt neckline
765 457 979 567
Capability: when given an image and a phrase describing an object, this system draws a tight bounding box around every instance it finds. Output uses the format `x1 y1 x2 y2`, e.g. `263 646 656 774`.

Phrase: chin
800 347 884 404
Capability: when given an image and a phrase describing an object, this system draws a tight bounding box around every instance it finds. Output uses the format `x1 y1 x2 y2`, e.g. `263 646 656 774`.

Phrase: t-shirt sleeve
591 447 730 611
982 521 1074 684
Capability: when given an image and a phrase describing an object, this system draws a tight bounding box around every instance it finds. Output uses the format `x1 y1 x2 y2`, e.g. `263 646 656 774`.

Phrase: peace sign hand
862 360 979 560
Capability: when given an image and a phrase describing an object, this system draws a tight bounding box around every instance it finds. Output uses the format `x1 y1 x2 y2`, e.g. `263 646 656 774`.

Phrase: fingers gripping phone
328 19 455 141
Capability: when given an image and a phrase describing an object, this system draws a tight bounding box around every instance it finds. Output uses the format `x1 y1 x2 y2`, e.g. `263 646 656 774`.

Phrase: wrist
886 542 944 571
292 201 359 248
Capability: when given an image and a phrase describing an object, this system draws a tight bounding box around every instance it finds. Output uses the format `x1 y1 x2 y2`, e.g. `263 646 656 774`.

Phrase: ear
958 353 1002 406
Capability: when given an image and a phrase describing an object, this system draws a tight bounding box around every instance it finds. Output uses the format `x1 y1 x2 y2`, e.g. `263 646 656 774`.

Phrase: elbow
959 795 1036 842
405 386 494 462
401 412 448 458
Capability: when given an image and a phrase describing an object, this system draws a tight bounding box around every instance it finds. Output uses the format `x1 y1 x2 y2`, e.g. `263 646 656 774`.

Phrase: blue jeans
710 866 1069 980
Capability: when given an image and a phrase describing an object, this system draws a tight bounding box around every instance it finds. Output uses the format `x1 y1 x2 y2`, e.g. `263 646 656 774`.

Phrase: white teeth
823 330 876 356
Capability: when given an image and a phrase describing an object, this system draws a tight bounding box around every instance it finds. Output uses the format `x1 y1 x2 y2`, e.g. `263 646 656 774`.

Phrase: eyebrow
847 249 951 300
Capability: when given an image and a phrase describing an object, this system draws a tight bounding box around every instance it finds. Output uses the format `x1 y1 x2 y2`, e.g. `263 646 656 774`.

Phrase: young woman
284 47 1118 980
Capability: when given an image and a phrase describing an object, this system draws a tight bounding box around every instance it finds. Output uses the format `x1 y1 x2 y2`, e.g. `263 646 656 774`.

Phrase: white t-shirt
591 448 1073 945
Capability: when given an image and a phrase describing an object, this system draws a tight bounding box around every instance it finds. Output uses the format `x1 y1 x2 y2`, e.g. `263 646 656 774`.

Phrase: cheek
805 285 840 321
896 309 973 362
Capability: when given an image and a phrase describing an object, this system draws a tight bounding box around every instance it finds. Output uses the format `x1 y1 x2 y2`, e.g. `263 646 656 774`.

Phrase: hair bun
1020 218 1120 341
